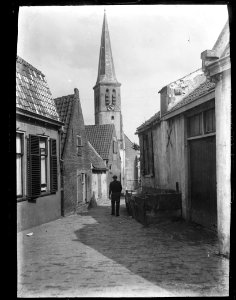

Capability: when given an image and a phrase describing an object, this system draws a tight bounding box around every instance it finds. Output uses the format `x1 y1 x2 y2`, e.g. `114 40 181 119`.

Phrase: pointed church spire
96 10 119 85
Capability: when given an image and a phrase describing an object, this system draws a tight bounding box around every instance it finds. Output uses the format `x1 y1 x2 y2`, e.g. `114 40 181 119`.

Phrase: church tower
93 10 124 148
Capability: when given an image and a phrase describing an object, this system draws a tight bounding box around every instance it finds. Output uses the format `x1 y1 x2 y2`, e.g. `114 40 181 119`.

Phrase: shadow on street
73 201 228 296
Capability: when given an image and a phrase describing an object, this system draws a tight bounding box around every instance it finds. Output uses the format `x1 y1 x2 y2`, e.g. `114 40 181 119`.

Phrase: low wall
17 192 61 232
125 191 182 225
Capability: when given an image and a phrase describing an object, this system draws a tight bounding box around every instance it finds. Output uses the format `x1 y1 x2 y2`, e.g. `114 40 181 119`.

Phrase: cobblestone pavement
17 198 229 297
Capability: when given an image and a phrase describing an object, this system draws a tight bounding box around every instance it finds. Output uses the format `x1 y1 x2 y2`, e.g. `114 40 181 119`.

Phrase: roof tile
87 142 107 170
16 56 60 122
54 94 75 153
166 79 215 114
85 124 115 159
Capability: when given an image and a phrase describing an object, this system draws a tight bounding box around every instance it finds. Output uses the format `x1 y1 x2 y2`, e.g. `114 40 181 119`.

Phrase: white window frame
16 131 26 199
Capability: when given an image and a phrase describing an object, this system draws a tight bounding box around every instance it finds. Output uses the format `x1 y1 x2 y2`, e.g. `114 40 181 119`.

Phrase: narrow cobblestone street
17 198 229 297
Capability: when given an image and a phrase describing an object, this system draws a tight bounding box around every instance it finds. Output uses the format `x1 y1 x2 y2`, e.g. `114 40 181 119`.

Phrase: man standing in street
109 175 122 216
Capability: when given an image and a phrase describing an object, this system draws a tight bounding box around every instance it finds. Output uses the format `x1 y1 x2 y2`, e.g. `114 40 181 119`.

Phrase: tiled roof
16 56 60 122
54 94 75 154
136 111 161 133
87 142 107 171
124 134 133 148
165 79 215 115
137 79 215 133
85 124 115 159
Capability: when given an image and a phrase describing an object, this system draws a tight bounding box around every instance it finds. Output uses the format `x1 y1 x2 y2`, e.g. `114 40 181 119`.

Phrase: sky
17 5 229 143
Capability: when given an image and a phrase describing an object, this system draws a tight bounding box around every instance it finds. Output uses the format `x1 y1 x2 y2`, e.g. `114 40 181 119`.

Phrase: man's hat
112 175 117 179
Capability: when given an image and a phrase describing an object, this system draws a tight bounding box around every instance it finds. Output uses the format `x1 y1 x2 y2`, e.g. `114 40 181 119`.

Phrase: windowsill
17 191 57 203
143 173 154 178
187 132 215 140
17 197 27 203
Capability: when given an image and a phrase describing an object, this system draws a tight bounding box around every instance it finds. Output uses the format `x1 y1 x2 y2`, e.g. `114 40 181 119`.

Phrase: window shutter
50 139 58 192
27 135 41 199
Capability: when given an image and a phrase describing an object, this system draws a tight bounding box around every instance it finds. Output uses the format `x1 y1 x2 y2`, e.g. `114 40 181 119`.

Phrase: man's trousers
111 192 121 216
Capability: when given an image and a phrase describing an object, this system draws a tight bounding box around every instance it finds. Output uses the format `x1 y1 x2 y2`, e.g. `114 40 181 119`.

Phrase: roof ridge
137 111 160 131
61 97 76 156
158 68 203 93
54 94 75 101
124 134 134 145
16 56 45 77
88 141 104 160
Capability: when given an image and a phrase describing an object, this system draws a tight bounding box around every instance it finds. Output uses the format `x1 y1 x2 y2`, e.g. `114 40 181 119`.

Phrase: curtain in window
40 140 47 191
41 156 47 190
16 155 22 196
16 134 23 197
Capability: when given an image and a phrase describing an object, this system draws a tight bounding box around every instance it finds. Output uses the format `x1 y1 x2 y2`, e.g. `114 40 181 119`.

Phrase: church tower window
105 89 110 106
112 89 116 105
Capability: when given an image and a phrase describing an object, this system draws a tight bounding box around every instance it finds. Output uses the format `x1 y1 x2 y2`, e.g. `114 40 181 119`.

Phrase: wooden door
81 173 87 203
189 136 217 230
98 173 102 199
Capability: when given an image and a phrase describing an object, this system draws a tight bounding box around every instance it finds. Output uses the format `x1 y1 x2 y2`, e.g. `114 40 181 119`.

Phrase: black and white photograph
16 4 231 297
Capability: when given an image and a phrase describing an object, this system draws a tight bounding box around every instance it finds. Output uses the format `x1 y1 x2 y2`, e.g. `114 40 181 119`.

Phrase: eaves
136 119 160 135
161 90 215 121
16 108 64 127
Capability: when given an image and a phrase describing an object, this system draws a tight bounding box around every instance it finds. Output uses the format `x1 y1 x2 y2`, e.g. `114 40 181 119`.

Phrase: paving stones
17 198 229 297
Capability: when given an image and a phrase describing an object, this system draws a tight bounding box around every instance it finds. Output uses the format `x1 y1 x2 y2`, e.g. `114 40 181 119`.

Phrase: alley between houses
17 198 229 297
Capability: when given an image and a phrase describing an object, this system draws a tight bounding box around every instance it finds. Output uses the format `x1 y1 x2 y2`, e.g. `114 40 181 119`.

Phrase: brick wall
62 92 92 215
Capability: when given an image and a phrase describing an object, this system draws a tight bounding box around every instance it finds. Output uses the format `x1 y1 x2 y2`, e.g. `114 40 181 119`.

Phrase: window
40 139 47 192
204 108 215 133
16 133 24 197
112 89 116 105
27 135 58 199
187 108 215 138
140 131 154 176
113 140 118 154
111 116 114 120
76 135 82 156
188 113 202 137
105 89 110 106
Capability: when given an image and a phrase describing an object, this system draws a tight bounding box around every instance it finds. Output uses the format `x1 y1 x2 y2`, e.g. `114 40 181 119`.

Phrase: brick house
16 56 63 231
54 88 92 215
85 124 121 195
136 21 230 257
